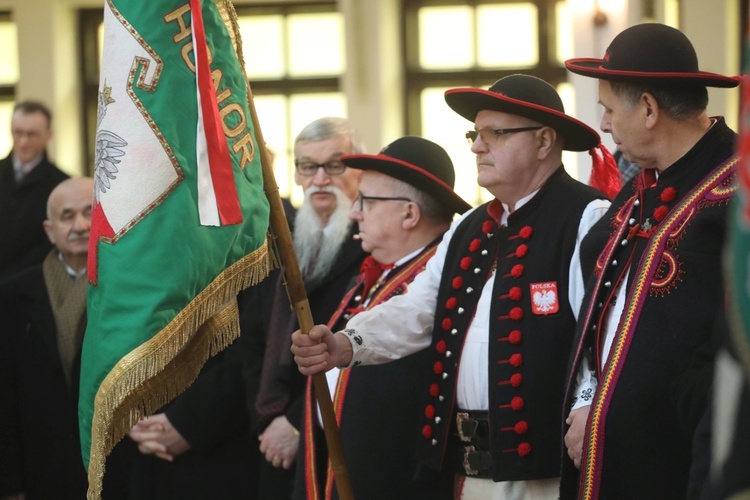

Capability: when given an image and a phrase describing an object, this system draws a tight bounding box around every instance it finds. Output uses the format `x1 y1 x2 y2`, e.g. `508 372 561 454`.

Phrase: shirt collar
392 246 425 268
58 252 87 280
12 153 44 180
500 189 539 225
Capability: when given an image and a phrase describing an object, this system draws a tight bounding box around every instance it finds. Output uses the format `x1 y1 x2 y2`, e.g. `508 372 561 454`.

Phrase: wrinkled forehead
295 136 351 160
48 181 94 216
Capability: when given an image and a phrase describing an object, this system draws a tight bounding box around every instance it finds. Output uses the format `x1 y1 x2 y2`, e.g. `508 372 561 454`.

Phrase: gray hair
389 177 454 224
294 117 366 154
610 81 708 120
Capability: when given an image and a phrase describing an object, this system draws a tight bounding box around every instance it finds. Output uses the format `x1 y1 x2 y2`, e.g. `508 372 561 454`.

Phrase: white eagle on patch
533 289 557 313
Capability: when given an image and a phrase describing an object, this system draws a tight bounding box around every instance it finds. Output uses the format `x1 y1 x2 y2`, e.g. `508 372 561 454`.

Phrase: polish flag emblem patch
530 282 559 315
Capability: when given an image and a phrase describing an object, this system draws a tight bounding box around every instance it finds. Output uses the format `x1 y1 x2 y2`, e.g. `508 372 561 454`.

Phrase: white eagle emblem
530 281 559 315
533 290 557 312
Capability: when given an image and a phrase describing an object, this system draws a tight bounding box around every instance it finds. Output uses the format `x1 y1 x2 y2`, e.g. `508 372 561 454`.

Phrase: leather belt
450 410 493 478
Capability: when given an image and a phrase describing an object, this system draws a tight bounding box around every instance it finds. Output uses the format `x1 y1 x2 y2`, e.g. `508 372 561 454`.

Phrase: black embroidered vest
416 168 606 481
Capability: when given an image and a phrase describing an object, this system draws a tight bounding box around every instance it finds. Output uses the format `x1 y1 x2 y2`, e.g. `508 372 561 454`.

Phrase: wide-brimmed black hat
565 23 740 88
445 74 600 152
341 136 471 215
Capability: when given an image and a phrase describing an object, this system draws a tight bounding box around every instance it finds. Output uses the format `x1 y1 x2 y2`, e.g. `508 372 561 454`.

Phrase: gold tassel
87 239 276 499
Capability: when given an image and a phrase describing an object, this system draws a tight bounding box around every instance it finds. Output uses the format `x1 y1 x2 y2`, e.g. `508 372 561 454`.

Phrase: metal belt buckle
462 445 479 476
456 412 476 443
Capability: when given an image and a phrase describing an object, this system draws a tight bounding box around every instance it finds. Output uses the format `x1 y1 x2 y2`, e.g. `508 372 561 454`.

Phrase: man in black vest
295 136 470 500
0 101 68 282
559 23 741 499
292 75 615 497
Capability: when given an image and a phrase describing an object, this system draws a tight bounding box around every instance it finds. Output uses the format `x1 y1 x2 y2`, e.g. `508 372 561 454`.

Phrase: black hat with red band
565 23 740 88
444 74 600 152
444 74 621 199
341 136 471 215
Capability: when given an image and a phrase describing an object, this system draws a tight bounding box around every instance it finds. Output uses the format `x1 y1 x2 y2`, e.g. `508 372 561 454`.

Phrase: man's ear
402 202 420 230
641 92 660 130
536 127 558 160
43 220 55 245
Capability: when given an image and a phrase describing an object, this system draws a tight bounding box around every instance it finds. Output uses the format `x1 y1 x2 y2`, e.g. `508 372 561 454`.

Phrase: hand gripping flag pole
221 3 354 499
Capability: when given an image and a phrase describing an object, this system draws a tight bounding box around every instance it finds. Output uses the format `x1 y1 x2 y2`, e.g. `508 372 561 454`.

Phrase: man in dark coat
295 136 470 500
127 117 367 499
560 23 741 499
292 75 616 498
0 178 92 499
0 101 68 282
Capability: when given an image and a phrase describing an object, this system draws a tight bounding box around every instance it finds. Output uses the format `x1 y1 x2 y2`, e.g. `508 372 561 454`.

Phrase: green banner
79 1 271 496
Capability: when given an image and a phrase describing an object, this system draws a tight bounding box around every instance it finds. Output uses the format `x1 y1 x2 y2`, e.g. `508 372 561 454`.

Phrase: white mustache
352 234 361 240
68 232 89 242
307 186 337 195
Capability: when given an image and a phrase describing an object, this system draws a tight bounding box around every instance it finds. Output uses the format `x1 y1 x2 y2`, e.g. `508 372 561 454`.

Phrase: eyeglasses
355 193 412 212
294 159 347 177
465 127 543 145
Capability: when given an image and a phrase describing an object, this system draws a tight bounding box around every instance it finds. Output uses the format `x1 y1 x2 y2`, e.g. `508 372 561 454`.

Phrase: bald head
44 177 94 272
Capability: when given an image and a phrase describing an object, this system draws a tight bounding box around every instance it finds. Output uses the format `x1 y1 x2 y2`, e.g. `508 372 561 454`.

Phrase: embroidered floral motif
581 388 593 401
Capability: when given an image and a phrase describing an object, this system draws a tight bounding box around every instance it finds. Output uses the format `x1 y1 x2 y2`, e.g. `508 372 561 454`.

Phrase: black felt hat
444 74 600 152
565 23 740 88
341 136 471 215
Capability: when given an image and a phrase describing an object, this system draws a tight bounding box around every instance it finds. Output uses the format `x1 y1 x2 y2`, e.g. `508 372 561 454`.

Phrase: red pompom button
469 238 482 252
509 307 524 321
509 353 523 367
515 244 528 258
436 340 447 354
433 361 444 374
510 264 524 278
425 404 436 419
519 226 533 239
422 425 433 438
442 318 453 330
445 297 458 310
508 287 522 301
508 330 522 344
429 384 439 397
452 277 464 289
660 187 677 203
653 205 668 222
460 257 472 270
517 442 531 457
514 421 529 434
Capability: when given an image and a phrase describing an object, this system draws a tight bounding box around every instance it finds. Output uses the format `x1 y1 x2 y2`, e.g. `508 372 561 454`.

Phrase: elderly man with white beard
127 117 367 500
252 117 366 499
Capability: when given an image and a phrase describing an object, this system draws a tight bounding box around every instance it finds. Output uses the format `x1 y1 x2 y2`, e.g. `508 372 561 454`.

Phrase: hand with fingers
128 413 191 462
290 325 353 375
564 405 591 469
259 415 300 469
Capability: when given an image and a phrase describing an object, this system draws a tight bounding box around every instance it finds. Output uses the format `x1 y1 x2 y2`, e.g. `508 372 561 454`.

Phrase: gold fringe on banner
87 239 277 499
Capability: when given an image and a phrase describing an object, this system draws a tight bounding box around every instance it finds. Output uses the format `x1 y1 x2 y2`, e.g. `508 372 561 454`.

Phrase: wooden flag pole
220 2 352 496
243 83 355 500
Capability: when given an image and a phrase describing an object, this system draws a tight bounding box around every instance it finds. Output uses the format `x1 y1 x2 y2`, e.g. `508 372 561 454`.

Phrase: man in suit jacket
0 101 68 282
127 117 367 499
0 178 93 499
